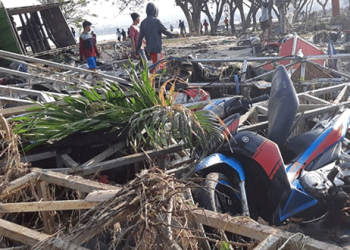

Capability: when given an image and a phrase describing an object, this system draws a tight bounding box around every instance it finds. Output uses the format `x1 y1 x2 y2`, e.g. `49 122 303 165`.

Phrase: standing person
179 20 184 36
260 1 271 42
136 3 178 64
80 21 100 71
71 27 76 38
127 28 131 38
116 28 121 42
203 20 209 34
224 17 229 30
91 31 96 43
130 12 146 60
170 24 174 32
121 29 126 41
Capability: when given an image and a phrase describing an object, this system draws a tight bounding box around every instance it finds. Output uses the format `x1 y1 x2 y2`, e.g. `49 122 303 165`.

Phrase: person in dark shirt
136 3 178 64
203 20 209 34
79 21 100 70
116 28 121 42
121 29 127 41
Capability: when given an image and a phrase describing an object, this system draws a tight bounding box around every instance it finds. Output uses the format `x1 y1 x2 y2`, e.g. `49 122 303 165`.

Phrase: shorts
150 53 163 64
87 56 97 69
260 20 271 31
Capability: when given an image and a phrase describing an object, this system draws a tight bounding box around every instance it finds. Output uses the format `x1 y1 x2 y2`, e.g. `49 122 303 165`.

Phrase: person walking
130 12 146 60
121 29 127 41
80 21 100 71
116 28 121 42
260 1 271 42
224 17 229 30
203 20 209 34
136 3 178 65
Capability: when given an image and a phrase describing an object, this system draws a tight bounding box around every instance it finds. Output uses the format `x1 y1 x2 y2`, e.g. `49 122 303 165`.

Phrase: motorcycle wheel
193 172 243 216
193 172 251 247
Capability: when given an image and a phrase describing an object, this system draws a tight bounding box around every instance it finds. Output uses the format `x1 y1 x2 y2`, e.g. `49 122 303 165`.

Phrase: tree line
38 0 332 33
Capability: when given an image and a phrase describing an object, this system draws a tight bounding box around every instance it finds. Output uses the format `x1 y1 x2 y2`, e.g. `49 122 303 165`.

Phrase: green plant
14 63 224 156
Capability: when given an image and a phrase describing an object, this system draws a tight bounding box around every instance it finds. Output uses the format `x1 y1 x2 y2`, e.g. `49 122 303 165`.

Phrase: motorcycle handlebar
251 94 269 104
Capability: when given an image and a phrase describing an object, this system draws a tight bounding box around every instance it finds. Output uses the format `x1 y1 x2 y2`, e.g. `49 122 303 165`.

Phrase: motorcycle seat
280 128 323 164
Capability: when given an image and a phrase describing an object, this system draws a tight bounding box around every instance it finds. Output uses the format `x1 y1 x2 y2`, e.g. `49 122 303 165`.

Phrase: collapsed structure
1 1 350 250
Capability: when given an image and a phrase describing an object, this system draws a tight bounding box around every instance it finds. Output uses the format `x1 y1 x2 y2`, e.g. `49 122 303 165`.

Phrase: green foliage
14 63 224 156
220 241 231 250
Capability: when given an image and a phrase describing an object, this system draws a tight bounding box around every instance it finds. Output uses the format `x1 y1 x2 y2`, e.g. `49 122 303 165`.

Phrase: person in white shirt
260 1 271 42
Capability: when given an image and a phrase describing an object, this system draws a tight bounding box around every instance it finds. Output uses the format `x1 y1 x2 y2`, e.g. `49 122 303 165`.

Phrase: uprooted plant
13 63 225 157
32 168 256 250
0 114 28 187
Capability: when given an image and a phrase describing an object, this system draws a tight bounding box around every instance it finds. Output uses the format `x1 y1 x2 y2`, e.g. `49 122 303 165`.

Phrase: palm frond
14 63 225 156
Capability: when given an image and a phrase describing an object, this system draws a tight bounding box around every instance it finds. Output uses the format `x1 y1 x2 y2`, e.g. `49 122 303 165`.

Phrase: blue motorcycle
193 65 350 225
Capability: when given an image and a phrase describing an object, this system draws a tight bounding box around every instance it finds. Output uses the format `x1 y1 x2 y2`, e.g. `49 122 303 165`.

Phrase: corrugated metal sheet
0 1 24 66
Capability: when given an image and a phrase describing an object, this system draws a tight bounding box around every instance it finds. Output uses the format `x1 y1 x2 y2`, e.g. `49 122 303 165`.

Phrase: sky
1 0 186 28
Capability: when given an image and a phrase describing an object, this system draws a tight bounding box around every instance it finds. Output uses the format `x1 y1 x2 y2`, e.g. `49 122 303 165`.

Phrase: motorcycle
193 65 350 226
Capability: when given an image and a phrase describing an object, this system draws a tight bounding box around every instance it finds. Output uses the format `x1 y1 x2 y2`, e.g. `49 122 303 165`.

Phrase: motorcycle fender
195 153 246 181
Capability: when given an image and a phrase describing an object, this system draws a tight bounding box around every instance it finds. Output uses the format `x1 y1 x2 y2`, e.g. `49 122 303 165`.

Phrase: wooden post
36 181 55 235
0 219 89 250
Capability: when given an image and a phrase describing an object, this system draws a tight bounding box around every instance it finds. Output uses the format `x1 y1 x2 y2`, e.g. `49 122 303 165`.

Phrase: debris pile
3 1 350 249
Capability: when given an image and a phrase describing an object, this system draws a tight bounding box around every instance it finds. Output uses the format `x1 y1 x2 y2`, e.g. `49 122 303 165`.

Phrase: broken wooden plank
0 104 39 118
0 49 132 87
79 142 126 169
297 104 328 112
254 235 280 250
32 168 119 193
240 101 350 132
191 209 343 250
0 219 89 250
307 83 348 96
85 190 119 202
74 145 184 176
299 93 330 105
0 172 38 200
36 181 55 234
0 200 99 213
60 154 79 168
334 85 348 104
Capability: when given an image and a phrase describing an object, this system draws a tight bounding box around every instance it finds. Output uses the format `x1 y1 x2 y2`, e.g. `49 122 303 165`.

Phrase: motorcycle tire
193 172 242 216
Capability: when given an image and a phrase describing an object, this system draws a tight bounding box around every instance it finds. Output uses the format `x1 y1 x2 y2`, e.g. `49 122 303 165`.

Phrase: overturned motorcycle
193 65 350 226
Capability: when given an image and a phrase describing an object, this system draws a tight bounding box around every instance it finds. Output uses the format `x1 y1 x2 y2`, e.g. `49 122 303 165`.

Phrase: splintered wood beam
0 172 39 200
36 181 55 235
254 235 280 250
191 209 343 250
334 85 348 104
297 104 328 112
32 168 119 193
79 142 126 169
307 83 348 96
0 104 39 118
239 101 350 132
299 93 331 105
0 219 89 249
73 145 183 176
0 200 99 213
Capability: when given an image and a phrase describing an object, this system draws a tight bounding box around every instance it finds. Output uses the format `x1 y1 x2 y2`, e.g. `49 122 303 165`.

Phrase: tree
316 0 329 15
37 0 97 28
175 0 204 34
293 0 312 22
201 0 227 34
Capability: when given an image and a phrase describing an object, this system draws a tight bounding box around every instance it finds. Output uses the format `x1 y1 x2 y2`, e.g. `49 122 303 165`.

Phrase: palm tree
13 64 224 157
